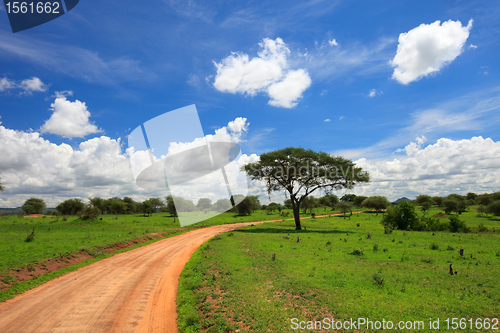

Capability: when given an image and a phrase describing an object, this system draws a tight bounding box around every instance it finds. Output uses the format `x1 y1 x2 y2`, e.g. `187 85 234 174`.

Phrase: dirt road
0 222 263 333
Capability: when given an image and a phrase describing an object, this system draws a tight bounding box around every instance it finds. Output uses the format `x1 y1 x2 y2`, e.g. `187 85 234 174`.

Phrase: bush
81 204 101 220
449 215 469 233
424 217 450 232
486 200 500 216
381 202 417 231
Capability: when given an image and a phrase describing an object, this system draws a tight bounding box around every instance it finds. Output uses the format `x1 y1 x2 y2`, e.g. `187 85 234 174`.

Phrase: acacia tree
22 198 46 215
243 147 369 230
361 196 390 215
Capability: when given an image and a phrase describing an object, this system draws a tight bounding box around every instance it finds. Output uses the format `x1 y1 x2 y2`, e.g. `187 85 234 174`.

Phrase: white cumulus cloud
0 76 48 94
355 136 500 200
213 38 311 108
328 39 338 46
19 77 48 94
0 117 253 208
391 20 473 84
40 96 102 138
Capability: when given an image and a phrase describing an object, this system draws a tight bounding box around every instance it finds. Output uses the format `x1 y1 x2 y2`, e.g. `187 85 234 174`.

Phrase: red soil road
0 222 267 333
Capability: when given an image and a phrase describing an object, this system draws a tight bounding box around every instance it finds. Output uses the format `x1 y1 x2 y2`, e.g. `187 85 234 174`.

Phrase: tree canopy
361 196 390 215
243 147 369 229
22 198 46 215
57 198 85 215
0 174 4 191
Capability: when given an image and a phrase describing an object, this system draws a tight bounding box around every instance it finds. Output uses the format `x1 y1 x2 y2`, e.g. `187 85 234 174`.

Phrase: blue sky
1 0 500 207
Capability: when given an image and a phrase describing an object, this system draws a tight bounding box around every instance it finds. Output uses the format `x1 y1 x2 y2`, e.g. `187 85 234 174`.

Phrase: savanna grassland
0 209 291 302
177 207 500 332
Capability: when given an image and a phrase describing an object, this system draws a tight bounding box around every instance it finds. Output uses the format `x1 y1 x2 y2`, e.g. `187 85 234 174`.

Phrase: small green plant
447 245 454 251
26 263 37 272
430 243 439 250
348 249 364 256
366 232 372 239
373 244 379 251
477 224 488 233
372 273 384 286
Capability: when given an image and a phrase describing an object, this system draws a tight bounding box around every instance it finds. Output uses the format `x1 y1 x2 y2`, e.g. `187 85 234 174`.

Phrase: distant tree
318 194 339 209
89 197 104 212
267 202 281 213
148 198 165 212
142 200 154 217
301 196 317 214
22 198 46 215
0 174 4 191
381 201 418 232
431 196 444 206
340 194 357 203
167 197 197 212
486 200 500 216
443 194 467 214
123 197 138 214
57 198 85 215
414 195 435 212
165 196 178 221
335 201 353 219
235 196 260 216
353 195 368 207
104 197 127 214
361 196 390 215
214 198 232 212
475 194 492 206
197 198 213 212
466 192 477 202
243 147 369 230
283 199 292 209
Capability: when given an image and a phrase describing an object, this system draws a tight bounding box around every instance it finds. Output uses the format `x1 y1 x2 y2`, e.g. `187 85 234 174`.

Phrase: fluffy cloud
40 96 102 138
268 69 311 108
0 76 48 94
354 136 500 200
19 77 48 94
213 38 311 108
0 77 15 91
328 39 338 46
391 20 473 84
0 117 254 208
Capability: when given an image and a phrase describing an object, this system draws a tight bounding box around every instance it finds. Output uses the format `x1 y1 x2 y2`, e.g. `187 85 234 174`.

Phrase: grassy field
177 207 500 332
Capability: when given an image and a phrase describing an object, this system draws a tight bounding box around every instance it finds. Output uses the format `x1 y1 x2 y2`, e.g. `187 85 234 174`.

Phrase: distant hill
392 197 412 205
0 207 22 215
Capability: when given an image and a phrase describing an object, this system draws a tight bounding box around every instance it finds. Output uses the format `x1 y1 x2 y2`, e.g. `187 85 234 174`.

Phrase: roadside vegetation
177 200 500 332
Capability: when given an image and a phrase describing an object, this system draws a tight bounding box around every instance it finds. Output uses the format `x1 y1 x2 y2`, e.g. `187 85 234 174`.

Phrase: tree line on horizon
17 190 500 219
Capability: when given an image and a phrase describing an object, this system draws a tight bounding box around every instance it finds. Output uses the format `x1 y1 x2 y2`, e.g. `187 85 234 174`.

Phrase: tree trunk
291 196 302 230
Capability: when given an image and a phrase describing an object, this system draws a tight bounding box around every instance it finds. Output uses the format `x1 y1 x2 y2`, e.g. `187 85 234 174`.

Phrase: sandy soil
0 222 262 333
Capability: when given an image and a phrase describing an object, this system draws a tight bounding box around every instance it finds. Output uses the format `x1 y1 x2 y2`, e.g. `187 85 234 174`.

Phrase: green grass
177 207 500 332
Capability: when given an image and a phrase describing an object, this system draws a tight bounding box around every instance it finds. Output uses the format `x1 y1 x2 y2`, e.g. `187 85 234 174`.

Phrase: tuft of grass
430 243 439 250
348 249 364 256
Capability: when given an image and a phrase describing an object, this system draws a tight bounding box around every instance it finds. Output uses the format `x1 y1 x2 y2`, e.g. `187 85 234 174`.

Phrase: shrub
81 204 101 220
348 249 364 256
486 200 500 216
372 274 384 286
449 215 469 233
381 202 417 231
430 243 439 250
